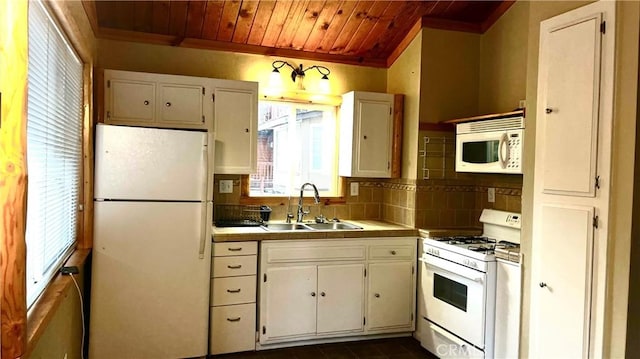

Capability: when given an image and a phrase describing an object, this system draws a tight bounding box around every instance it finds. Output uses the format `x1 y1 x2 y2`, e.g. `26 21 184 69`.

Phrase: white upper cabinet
104 70 211 130
539 15 602 197
212 79 258 174
339 91 394 178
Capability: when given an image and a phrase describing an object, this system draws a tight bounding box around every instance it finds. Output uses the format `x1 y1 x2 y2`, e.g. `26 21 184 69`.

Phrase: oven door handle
421 254 485 284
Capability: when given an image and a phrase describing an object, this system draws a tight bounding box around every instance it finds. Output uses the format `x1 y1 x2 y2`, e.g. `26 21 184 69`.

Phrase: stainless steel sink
262 223 312 231
261 221 363 231
306 222 363 230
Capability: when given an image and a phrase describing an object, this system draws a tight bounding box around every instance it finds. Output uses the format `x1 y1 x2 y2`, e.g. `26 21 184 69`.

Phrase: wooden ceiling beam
96 26 387 67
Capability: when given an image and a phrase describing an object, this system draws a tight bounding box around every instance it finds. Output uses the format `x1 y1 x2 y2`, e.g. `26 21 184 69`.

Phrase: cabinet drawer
212 256 257 278
369 245 414 260
210 303 256 355
214 242 258 257
212 276 256 306
266 245 366 263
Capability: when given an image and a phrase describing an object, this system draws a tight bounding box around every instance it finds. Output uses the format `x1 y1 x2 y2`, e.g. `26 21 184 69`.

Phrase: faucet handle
315 214 326 223
286 213 294 223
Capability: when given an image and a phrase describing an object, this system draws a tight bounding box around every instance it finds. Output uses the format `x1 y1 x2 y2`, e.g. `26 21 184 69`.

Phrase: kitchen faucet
297 183 320 222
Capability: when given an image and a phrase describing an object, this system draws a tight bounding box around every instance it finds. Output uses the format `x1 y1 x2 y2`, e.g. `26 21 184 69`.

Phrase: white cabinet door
356 98 392 176
531 204 594 359
213 82 258 174
158 83 204 126
339 91 393 178
104 70 211 130
108 78 155 124
262 266 317 341
317 264 365 334
538 14 602 197
367 261 413 330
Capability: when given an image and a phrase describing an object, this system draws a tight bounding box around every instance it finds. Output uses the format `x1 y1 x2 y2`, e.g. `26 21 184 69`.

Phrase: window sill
25 248 91 357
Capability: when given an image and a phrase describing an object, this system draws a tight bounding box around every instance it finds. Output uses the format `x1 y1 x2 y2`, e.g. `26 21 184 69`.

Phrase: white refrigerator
89 124 212 359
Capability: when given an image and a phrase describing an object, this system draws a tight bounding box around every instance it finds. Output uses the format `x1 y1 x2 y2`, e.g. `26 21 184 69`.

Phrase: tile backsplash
213 174 522 230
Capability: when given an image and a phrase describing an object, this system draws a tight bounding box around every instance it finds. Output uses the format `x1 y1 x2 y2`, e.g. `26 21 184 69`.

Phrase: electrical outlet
219 180 233 194
519 99 526 109
488 188 496 203
63 353 68 359
350 182 359 196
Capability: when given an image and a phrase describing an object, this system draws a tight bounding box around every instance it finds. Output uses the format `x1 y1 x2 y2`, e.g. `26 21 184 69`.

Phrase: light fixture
271 60 331 91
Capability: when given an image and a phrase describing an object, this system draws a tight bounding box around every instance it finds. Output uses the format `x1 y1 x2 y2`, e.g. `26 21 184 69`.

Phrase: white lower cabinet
317 264 365 334
210 304 256 355
210 241 258 355
367 261 414 331
259 238 416 346
262 266 318 340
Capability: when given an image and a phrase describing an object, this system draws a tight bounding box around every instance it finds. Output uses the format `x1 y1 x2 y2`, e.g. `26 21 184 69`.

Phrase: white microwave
455 116 524 174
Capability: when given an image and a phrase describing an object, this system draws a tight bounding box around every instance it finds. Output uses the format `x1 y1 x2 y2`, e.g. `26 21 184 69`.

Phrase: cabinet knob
363 135 367 139
311 292 316 297
143 100 149 105
539 282 547 288
545 108 553 114
165 102 172 107
374 293 380 298
245 128 249 133
391 250 396 255
320 292 326 297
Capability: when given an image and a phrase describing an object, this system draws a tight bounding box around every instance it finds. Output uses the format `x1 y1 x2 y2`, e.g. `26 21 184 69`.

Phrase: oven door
421 254 487 348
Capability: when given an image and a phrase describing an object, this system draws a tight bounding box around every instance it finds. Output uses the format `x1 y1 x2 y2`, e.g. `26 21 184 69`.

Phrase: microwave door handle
499 133 510 169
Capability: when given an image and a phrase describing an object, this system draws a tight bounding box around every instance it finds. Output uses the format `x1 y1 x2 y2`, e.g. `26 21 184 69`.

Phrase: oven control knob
463 259 469 266
470 261 477 268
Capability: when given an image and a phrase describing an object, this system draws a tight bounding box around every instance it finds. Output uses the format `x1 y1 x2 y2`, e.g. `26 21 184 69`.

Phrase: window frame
25 0 86 309
250 100 341 198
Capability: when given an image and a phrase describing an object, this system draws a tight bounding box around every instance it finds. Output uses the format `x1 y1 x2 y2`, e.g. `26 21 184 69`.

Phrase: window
250 101 338 197
26 0 83 307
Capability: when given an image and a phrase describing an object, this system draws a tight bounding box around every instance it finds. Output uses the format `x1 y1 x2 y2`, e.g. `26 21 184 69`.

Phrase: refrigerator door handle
199 201 212 259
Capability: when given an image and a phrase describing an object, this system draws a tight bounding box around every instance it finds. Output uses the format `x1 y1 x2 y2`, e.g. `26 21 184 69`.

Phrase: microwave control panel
507 133 521 170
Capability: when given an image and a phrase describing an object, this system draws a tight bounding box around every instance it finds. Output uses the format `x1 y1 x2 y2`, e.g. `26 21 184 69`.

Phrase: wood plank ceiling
83 0 513 67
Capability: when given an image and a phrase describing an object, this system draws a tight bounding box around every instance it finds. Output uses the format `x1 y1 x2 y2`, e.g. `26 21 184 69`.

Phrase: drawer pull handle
374 293 380 298
228 247 243 252
226 317 241 322
227 288 241 293
391 250 397 255
227 265 242 269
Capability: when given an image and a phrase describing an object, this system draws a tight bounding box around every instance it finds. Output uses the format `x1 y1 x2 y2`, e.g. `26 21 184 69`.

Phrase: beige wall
607 1 639 357
387 32 423 180
97 39 387 97
479 1 530 114
420 28 480 124
29 269 86 359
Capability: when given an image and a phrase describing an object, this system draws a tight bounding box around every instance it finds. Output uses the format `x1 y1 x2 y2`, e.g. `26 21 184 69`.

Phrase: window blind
26 0 83 307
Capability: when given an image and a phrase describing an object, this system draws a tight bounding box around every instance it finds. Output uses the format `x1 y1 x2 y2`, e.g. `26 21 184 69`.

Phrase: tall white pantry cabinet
530 1 615 358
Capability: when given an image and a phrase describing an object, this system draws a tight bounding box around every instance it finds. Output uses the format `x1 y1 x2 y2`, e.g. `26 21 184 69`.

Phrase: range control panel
505 214 520 227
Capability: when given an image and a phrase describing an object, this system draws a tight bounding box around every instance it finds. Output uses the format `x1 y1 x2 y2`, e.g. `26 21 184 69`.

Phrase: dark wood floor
213 337 438 359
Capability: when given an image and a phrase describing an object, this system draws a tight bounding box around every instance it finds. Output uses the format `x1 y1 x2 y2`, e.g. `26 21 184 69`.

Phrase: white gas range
419 209 521 358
